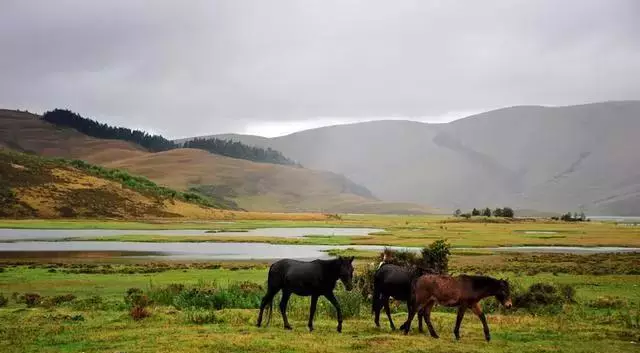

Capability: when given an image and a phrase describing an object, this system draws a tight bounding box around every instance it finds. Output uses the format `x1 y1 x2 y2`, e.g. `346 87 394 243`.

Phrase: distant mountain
192 101 640 215
0 109 431 214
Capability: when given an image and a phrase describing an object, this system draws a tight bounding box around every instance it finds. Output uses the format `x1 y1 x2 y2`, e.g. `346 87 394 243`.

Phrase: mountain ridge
188 101 640 215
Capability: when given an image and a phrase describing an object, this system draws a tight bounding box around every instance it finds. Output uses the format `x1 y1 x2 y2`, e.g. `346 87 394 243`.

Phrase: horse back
415 274 463 306
374 264 413 300
269 259 328 295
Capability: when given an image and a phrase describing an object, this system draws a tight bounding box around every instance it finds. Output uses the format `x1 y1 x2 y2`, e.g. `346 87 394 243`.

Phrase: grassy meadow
2 214 638 247
1 215 639 352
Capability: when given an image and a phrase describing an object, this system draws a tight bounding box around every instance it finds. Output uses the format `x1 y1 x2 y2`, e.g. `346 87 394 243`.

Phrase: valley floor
0 215 638 352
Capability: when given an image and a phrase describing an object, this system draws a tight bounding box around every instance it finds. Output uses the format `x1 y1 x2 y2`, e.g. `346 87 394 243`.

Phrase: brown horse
401 274 512 341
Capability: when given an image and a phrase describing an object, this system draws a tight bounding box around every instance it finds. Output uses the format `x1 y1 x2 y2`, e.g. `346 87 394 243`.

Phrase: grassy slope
0 109 432 214
0 149 327 221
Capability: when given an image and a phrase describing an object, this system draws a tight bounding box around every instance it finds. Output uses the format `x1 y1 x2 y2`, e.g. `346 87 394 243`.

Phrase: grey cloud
1 0 639 137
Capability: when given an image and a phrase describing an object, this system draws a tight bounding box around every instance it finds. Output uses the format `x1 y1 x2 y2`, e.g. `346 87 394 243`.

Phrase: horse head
494 279 512 309
338 256 355 290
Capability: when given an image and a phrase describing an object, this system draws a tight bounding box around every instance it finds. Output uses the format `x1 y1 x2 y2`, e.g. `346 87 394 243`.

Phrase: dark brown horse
402 274 512 341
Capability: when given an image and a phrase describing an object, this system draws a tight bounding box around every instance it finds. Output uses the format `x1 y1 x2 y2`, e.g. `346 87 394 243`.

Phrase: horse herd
256 256 512 341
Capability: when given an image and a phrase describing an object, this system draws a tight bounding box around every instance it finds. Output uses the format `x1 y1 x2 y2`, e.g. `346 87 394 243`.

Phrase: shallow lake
0 227 382 241
0 241 637 260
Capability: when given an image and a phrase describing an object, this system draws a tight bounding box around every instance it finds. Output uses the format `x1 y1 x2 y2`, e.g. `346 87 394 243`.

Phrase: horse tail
372 273 382 314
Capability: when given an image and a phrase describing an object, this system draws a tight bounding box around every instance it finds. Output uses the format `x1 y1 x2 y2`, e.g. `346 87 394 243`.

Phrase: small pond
0 227 382 241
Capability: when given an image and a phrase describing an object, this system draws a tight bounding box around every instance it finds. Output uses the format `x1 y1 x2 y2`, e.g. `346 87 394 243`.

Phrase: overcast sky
1 0 639 138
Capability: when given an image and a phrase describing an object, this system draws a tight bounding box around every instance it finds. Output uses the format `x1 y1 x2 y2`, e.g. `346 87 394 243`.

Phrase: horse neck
320 259 342 282
477 278 502 300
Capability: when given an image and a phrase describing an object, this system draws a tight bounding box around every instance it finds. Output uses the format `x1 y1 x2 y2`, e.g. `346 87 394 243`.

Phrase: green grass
0 264 638 353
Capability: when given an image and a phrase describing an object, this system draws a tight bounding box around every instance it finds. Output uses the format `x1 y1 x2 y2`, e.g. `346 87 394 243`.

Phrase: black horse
256 256 354 332
373 263 427 331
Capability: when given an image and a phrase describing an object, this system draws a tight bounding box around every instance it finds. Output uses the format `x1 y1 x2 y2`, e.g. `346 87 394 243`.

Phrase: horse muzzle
503 299 513 309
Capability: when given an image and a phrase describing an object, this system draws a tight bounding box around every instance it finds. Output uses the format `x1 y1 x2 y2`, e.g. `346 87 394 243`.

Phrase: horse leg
373 293 382 328
279 290 292 330
453 305 467 340
402 301 424 335
325 292 343 333
424 300 439 338
471 302 491 342
383 297 395 330
308 295 318 332
257 287 278 327
399 299 411 332
418 307 425 333
372 286 381 328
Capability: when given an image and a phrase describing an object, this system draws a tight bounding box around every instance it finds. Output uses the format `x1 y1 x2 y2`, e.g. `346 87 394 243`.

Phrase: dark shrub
0 293 8 307
19 293 42 307
130 306 151 321
125 288 152 320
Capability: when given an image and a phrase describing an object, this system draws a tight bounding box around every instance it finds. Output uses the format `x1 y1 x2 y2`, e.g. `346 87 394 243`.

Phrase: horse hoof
390 326 396 331
337 325 343 333
308 326 314 332
284 325 293 330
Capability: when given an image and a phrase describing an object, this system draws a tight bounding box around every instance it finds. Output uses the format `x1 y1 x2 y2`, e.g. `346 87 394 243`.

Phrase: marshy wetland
0 215 639 353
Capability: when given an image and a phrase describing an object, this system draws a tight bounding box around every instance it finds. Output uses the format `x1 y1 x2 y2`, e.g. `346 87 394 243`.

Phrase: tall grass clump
124 288 151 320
0 293 8 307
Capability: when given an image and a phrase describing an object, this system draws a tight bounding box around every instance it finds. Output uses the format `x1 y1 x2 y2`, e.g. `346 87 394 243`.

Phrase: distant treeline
183 138 300 166
42 109 299 166
454 207 515 218
552 212 589 222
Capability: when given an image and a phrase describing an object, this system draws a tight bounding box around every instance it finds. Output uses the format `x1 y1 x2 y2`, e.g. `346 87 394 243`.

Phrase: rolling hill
0 148 226 219
192 101 640 216
0 109 431 214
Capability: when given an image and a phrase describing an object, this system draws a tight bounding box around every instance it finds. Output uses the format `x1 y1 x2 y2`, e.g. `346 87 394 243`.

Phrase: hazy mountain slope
209 101 640 215
0 109 431 214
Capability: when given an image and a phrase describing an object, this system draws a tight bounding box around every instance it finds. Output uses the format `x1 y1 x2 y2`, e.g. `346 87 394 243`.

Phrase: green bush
173 282 263 310
324 290 362 319
513 282 576 314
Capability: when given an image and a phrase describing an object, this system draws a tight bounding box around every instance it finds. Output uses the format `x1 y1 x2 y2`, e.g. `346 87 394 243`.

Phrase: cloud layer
1 0 639 137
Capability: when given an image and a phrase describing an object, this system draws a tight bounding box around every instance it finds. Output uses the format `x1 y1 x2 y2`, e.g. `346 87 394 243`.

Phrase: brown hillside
0 109 431 214
0 148 328 220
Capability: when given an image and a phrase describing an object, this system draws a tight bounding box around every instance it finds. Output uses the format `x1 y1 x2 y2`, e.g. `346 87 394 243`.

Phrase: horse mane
459 274 502 292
